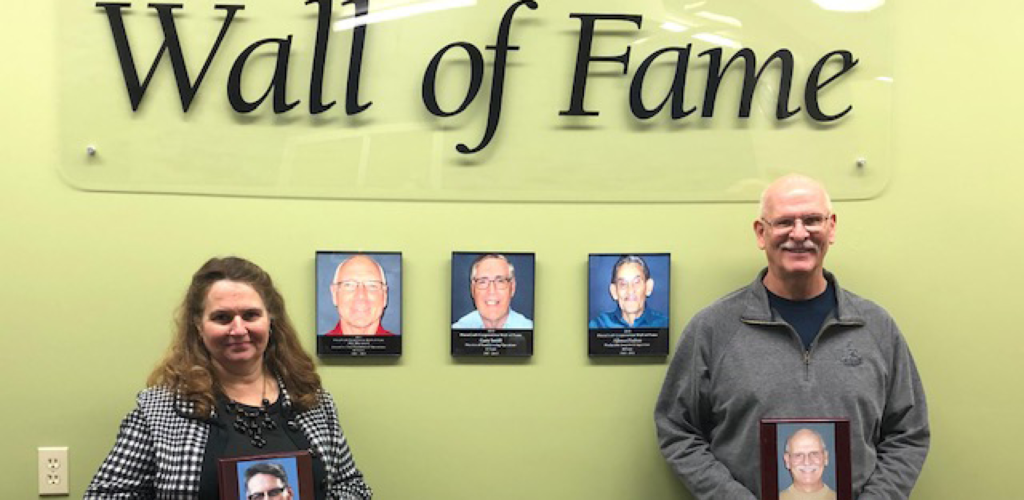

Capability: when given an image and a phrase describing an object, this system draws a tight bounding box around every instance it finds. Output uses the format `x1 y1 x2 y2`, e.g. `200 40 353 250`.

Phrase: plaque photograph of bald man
760 419 852 500
316 251 402 356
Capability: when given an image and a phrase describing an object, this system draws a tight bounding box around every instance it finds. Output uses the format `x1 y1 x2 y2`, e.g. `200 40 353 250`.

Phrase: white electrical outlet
38 447 69 496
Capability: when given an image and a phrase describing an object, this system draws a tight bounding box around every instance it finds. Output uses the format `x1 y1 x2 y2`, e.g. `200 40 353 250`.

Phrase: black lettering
227 36 300 113
457 0 538 154
700 48 800 118
560 13 642 117
306 0 335 114
95 2 243 112
422 42 484 117
805 50 858 121
629 45 697 119
342 0 372 115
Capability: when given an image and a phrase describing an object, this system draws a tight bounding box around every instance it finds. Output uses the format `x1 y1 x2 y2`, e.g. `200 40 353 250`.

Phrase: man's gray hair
470 254 516 281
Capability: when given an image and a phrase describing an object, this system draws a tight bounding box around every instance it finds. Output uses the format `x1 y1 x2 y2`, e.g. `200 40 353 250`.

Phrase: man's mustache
780 240 819 251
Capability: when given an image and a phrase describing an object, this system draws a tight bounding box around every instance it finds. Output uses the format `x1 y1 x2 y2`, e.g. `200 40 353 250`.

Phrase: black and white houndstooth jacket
85 384 372 499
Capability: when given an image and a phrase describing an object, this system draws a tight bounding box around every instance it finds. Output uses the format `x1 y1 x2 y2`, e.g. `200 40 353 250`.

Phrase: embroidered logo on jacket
841 345 863 367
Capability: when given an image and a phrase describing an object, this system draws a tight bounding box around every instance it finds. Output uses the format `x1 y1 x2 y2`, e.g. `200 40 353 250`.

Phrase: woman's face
198 280 271 371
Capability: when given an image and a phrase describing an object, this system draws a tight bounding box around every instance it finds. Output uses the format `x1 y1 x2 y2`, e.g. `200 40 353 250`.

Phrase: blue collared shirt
589 308 668 329
453 309 534 329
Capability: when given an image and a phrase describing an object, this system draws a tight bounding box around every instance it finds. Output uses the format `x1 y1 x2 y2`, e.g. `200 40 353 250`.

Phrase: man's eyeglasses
788 451 824 464
472 276 512 290
247 487 286 500
760 213 831 234
333 280 385 293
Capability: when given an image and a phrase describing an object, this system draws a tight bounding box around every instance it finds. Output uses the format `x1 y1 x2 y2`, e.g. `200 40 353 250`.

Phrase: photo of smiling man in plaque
777 424 839 500
316 251 402 356
450 252 535 357
452 253 535 330
587 253 670 356
588 254 670 329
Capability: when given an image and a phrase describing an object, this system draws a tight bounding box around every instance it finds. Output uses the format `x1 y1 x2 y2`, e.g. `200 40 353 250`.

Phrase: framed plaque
218 450 314 500
587 253 670 356
450 252 535 357
760 418 852 500
316 251 402 356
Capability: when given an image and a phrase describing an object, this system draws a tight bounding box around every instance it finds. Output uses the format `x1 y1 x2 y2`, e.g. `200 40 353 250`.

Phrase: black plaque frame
316 251 403 357
587 253 671 357
450 251 536 357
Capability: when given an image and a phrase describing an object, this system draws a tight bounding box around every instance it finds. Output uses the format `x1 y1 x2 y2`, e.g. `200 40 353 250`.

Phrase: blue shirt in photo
589 308 669 329
452 309 533 329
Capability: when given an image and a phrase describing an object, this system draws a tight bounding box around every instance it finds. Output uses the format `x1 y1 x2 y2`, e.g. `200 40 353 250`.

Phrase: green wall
3 1 1022 499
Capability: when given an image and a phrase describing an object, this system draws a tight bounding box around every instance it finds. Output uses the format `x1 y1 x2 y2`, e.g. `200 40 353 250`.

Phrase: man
324 254 394 336
244 462 293 500
589 255 669 328
452 254 533 329
655 174 929 500
781 429 836 500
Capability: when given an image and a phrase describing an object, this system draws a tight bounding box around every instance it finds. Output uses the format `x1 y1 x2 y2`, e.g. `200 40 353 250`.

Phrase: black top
767 283 837 351
198 396 327 500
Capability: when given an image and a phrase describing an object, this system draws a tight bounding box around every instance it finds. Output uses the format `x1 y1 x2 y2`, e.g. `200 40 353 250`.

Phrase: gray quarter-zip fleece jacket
655 269 929 500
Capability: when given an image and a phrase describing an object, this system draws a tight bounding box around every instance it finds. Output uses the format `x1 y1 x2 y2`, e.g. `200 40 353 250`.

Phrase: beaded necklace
224 372 276 448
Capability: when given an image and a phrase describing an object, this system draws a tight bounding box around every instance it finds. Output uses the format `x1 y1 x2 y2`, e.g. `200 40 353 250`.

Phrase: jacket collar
741 268 865 326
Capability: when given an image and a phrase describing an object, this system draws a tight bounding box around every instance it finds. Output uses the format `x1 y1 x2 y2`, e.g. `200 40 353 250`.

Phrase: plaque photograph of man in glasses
239 460 299 500
316 252 402 356
450 252 535 356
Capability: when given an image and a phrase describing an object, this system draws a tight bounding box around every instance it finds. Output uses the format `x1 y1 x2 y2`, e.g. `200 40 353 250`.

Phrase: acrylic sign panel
57 0 891 201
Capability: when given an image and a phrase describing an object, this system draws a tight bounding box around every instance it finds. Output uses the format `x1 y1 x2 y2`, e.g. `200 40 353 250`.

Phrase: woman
86 257 372 499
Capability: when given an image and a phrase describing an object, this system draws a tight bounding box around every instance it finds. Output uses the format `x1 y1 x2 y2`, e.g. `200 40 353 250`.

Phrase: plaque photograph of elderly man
451 252 535 357
316 251 402 356
587 253 670 356
779 425 838 500
757 419 852 500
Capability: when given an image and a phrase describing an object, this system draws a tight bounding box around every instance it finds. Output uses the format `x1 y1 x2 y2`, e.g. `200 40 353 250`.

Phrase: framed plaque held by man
760 418 852 500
